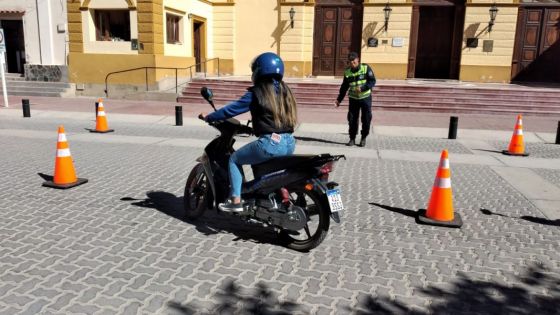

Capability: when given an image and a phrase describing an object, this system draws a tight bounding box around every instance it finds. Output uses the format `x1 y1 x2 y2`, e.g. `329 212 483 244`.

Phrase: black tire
184 163 210 220
279 187 330 252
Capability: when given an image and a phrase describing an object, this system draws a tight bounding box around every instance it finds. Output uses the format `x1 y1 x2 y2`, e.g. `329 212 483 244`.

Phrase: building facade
1 0 69 81
66 0 559 96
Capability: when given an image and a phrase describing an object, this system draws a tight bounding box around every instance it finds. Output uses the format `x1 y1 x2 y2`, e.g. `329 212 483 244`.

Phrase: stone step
0 89 62 97
185 82 560 98
179 78 560 115
179 89 560 105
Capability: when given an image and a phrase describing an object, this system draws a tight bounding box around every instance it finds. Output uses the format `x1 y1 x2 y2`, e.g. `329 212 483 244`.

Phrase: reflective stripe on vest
345 64 371 99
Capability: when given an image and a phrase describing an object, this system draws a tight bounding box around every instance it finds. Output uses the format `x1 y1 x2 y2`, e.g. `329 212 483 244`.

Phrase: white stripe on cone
434 177 451 188
514 128 523 135
98 111 106 116
57 148 71 157
58 133 67 142
439 159 450 169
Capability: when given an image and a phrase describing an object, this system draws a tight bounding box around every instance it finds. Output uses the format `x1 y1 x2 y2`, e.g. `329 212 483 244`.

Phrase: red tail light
320 161 335 174
319 161 335 180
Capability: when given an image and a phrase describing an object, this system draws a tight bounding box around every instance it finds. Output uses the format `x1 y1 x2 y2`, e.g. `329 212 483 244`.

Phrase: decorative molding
165 6 186 15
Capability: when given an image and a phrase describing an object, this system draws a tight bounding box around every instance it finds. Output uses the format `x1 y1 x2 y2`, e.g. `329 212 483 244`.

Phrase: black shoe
218 199 244 212
359 138 366 147
346 139 355 146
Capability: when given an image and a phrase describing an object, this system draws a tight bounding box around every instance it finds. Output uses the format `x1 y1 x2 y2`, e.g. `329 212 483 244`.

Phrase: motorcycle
184 87 345 251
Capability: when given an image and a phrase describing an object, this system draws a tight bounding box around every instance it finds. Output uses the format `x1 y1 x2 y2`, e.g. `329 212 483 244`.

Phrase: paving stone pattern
0 123 559 314
490 141 560 159
532 168 560 189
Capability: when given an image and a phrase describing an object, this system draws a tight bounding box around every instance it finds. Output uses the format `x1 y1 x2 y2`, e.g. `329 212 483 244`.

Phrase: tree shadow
121 191 280 246
167 280 300 315
294 135 347 146
348 262 560 315
480 208 560 227
471 148 503 154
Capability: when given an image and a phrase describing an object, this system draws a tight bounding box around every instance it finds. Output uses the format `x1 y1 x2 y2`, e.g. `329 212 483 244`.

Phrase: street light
383 3 392 32
289 7 295 29
488 4 498 32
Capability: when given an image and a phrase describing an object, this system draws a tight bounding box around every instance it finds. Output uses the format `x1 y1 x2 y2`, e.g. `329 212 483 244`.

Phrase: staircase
178 78 560 116
0 73 74 97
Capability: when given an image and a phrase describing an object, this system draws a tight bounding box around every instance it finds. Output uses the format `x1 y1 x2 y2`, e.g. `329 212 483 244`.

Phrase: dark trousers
347 96 372 140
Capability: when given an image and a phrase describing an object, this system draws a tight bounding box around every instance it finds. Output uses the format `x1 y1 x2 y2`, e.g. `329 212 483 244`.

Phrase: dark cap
347 52 359 61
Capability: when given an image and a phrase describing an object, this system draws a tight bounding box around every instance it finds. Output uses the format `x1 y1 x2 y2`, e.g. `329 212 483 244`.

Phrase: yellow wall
279 3 315 77
460 2 518 82
361 1 411 79
234 0 278 76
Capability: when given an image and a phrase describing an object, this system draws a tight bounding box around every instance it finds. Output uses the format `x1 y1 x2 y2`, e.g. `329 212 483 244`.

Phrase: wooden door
407 0 465 79
512 7 560 82
313 2 363 76
193 22 202 72
415 6 455 79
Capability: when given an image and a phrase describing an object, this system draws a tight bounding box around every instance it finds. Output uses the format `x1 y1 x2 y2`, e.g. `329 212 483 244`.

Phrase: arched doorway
407 0 465 79
312 0 364 76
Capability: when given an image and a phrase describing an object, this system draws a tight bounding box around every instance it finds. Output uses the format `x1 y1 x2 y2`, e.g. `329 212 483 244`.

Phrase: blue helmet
251 52 284 82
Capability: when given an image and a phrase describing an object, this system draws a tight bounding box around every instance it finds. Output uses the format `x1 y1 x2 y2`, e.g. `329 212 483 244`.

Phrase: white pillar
37 0 55 65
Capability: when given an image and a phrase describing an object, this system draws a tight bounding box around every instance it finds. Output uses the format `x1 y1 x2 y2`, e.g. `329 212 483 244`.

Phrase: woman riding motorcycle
201 52 298 212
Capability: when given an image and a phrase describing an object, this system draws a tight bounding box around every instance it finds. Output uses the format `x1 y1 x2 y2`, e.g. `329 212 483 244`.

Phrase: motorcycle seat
252 154 317 178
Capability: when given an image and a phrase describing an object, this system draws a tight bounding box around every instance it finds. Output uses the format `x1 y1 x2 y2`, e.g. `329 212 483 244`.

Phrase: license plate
327 189 344 212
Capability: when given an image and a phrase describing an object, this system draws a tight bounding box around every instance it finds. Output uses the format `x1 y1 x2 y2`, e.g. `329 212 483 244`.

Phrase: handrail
104 57 220 97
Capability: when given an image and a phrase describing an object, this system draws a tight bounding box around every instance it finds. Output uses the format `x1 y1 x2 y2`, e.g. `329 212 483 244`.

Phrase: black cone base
89 129 114 133
502 150 529 157
43 178 88 189
416 209 463 228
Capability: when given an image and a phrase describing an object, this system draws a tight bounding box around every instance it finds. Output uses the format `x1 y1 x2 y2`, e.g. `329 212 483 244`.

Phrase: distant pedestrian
334 52 376 147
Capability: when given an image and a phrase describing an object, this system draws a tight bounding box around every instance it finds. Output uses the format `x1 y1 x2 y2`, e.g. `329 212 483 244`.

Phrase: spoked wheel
279 187 330 251
184 163 210 220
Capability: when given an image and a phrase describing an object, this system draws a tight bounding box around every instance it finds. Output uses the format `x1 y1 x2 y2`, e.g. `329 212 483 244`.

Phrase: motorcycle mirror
200 87 217 111
200 87 213 102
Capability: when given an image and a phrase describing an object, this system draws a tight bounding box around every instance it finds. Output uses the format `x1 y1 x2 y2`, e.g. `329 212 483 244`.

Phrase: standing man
335 52 376 147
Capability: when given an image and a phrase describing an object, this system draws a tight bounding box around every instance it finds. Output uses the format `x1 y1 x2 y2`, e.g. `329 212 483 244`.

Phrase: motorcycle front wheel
280 187 330 252
184 163 210 220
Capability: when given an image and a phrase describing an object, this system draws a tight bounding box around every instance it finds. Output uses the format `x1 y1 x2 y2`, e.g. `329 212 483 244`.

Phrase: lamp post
489 4 498 32
289 7 295 29
383 3 392 32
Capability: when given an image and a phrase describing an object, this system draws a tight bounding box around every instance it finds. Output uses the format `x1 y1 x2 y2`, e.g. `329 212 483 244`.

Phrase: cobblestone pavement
0 116 559 315
489 141 560 159
532 168 560 189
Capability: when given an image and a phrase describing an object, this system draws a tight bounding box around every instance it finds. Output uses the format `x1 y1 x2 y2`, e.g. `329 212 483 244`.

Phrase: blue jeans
229 133 296 198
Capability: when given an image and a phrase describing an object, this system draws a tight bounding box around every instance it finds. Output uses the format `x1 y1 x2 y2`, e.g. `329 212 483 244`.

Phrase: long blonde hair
253 79 298 129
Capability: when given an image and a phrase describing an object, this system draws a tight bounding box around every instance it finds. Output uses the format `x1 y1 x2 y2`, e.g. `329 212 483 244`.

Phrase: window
94 10 131 41
166 14 181 44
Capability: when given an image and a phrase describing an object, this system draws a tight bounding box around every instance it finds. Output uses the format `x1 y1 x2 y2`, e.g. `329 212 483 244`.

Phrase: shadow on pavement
471 148 504 154
168 280 299 315
121 191 280 246
346 262 559 315
164 263 559 315
294 135 347 146
481 208 560 227
369 202 418 218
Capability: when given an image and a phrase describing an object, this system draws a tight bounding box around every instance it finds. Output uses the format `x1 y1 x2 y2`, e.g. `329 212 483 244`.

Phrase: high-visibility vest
344 64 371 100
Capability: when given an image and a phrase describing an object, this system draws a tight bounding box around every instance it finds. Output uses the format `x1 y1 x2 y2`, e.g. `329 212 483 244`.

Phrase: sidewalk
1 94 560 132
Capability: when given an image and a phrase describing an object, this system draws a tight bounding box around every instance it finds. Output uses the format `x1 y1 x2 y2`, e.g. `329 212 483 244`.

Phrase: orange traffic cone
43 125 88 189
90 98 114 133
503 115 529 156
417 149 462 228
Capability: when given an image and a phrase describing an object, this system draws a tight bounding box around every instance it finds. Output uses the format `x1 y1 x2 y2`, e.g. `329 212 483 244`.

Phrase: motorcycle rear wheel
280 187 330 252
184 163 210 220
